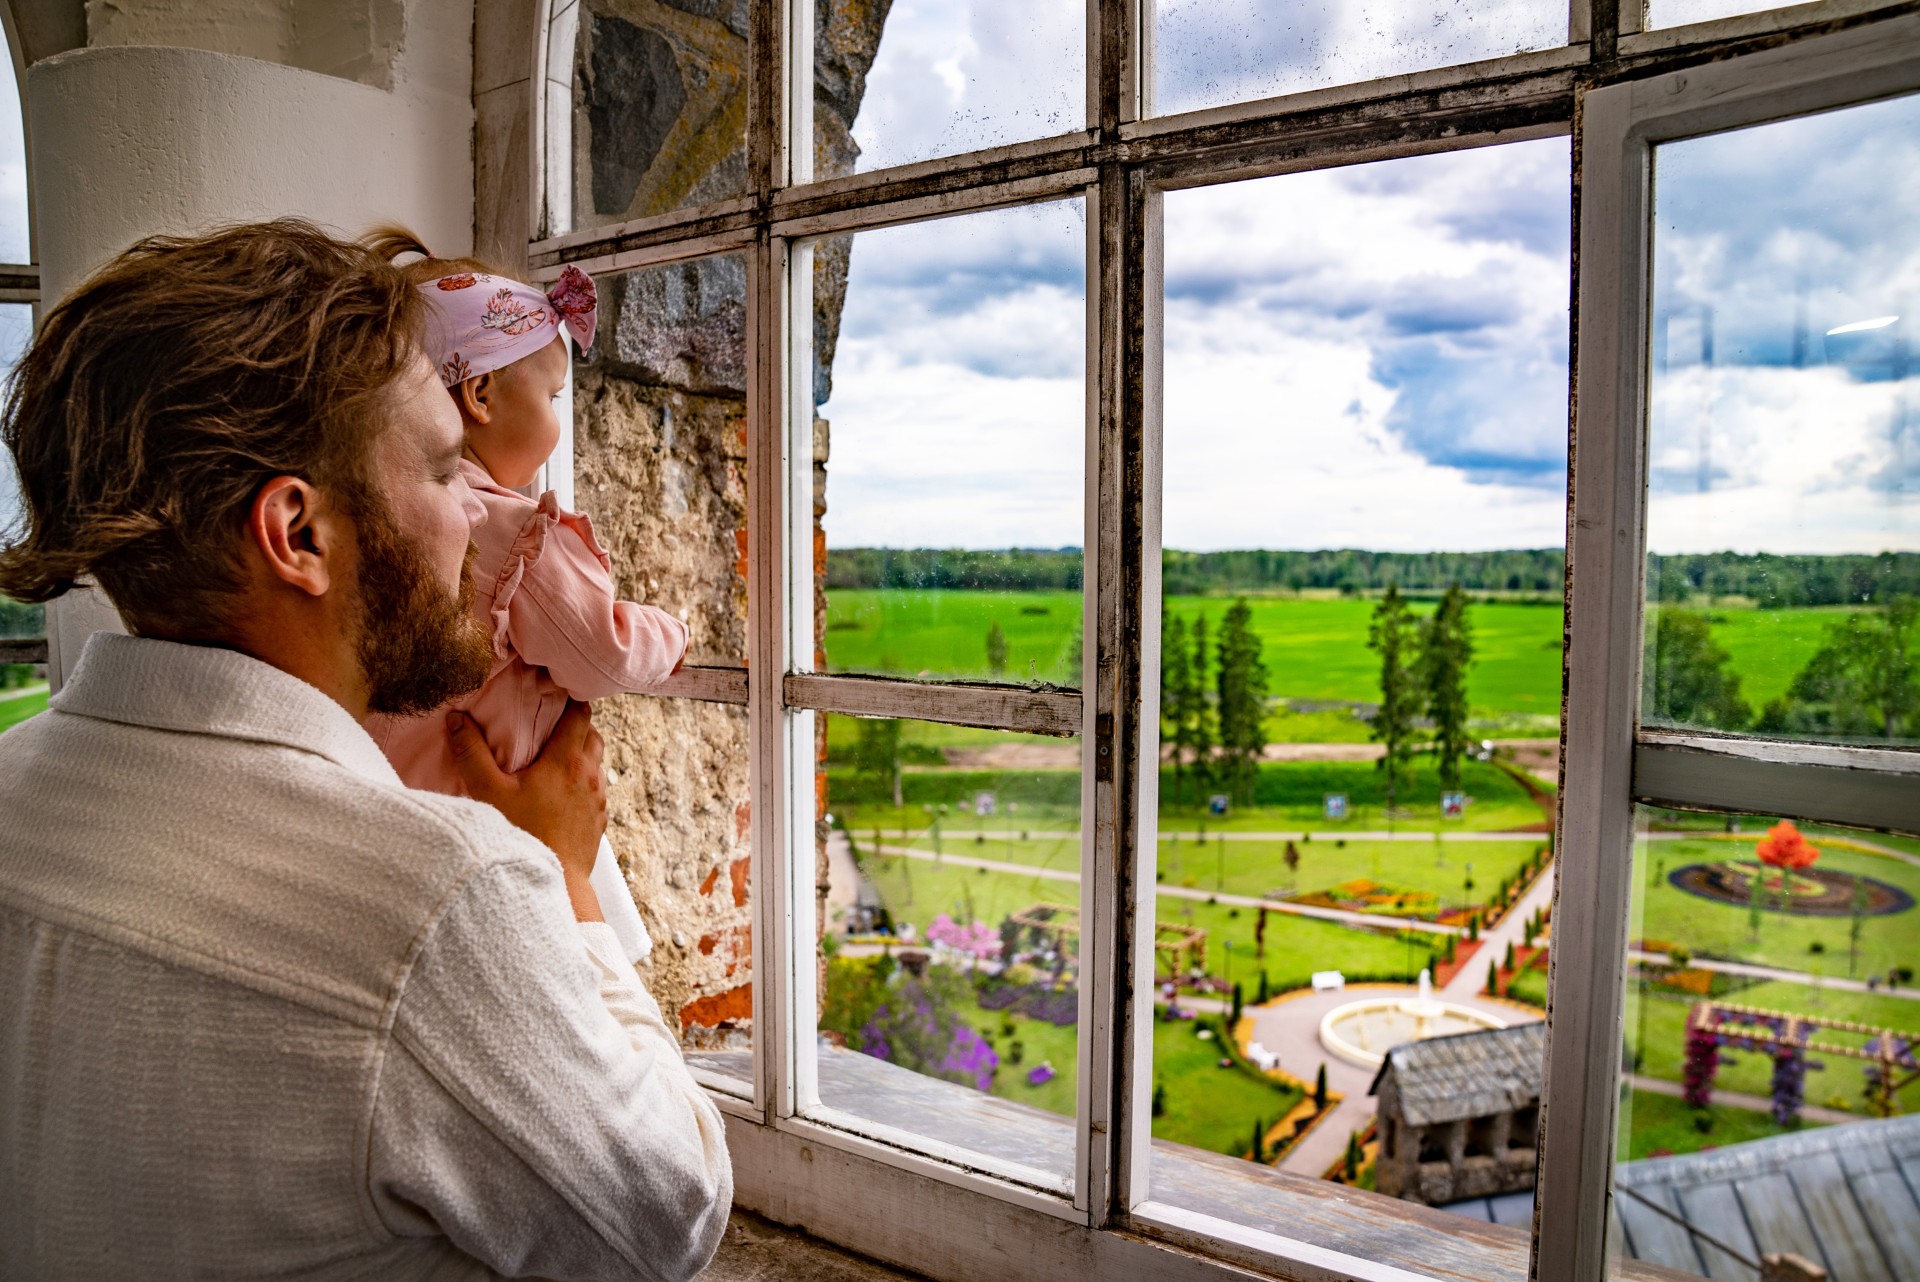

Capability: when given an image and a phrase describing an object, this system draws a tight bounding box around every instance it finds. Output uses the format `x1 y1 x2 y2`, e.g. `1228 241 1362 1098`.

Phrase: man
0 222 731 1279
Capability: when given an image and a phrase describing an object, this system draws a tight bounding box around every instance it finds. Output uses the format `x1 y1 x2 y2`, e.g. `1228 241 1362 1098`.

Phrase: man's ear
457 371 494 424
247 476 339 598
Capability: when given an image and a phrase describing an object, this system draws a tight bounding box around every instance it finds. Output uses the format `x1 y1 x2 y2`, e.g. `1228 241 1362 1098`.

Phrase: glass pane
603 695 753 1091
1149 139 1568 1234
574 256 747 667
813 201 1086 685
563 0 746 233
817 716 1082 1192
1612 807 1920 1280
1153 0 1565 121
816 0 1082 177
1641 94 1920 747
1646 0 1804 29
0 32 27 263
0 301 44 732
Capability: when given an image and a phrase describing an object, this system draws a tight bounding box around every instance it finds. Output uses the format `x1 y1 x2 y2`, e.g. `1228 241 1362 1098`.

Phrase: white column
26 34 474 685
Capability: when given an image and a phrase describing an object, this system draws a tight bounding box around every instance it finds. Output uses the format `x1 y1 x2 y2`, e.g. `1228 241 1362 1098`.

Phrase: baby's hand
447 704 607 921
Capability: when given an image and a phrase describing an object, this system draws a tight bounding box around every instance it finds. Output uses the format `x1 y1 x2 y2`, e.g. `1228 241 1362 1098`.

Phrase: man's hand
447 703 607 922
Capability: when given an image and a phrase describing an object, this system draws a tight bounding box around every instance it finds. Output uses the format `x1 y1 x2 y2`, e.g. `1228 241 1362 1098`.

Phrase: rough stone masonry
569 0 890 1046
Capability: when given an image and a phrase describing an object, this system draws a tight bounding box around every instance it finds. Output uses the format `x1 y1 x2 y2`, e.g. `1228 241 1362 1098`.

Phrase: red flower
546 264 596 319
434 273 478 291
1756 820 1820 872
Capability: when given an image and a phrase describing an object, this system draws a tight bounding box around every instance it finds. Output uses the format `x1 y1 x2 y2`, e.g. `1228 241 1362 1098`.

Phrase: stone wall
568 0 888 1039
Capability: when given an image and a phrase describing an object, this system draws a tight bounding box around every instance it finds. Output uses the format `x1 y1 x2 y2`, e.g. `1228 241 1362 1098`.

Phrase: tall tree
855 717 904 808
1367 586 1422 810
1215 597 1269 806
1162 613 1198 805
1643 608 1750 729
1758 598 1920 740
1189 613 1216 795
1420 583 1475 789
985 619 1009 675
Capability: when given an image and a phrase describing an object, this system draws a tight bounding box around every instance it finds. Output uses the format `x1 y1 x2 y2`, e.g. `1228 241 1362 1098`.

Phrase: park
817 573 1920 1189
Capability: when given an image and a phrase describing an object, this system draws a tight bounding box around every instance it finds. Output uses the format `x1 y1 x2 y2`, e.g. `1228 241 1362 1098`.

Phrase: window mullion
1533 77 1649 1282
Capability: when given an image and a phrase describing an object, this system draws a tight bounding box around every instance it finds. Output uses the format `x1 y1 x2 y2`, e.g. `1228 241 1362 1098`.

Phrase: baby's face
468 336 569 488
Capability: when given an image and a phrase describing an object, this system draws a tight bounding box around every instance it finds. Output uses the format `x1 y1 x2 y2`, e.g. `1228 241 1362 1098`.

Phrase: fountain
1317 968 1508 1069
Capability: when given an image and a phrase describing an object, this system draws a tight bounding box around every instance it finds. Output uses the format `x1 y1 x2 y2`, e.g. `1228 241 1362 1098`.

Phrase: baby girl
364 227 681 963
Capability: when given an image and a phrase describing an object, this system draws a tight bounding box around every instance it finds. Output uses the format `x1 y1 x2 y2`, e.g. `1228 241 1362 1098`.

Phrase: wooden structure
1371 1024 1544 1205
1152 922 1208 982
1688 1000 1920 1118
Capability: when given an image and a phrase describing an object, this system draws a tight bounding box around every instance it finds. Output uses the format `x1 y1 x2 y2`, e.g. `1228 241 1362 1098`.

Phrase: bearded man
0 222 730 1280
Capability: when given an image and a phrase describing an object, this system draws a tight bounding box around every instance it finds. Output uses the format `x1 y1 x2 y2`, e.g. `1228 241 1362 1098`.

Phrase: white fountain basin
1318 990 1508 1069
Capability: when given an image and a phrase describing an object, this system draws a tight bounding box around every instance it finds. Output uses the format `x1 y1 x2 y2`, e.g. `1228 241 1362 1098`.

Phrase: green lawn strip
0 689 48 735
863 853 1082 932
1617 1087 1821 1162
1632 835 1920 978
1160 757 1547 834
1692 606 1863 713
1152 1016 1304 1155
966 993 1080 1118
1162 895 1438 991
1625 980 1920 1115
1157 837 1541 919
1507 963 1549 1007
823 588 1084 685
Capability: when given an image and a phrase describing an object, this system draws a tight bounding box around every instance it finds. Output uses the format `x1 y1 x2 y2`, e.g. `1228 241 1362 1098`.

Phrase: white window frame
1552 20 1920 1279
521 2 1920 1279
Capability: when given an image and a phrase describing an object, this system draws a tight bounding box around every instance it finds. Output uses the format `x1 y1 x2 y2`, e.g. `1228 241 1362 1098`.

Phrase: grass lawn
1625 979 1920 1115
1617 1087 1820 1161
967 992 1081 1118
1151 1016 1304 1155
1158 757 1549 834
1631 833 1920 979
1658 604 1862 713
0 687 48 735
1156 836 1543 921
858 850 1436 991
824 588 1084 685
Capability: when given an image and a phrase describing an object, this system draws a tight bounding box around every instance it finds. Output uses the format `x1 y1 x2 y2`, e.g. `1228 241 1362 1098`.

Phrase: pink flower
480 287 547 336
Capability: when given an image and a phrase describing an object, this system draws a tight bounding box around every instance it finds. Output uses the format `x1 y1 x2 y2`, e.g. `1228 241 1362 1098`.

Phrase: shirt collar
52 632 402 786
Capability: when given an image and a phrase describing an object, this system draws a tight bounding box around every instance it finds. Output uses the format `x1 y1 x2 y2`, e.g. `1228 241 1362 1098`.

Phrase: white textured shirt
0 634 731 1280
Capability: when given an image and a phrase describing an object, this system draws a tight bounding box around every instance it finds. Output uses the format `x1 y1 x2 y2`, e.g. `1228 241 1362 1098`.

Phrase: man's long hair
0 219 429 634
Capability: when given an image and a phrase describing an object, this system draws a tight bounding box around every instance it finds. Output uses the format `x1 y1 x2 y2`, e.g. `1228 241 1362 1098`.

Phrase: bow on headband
419 264 598 386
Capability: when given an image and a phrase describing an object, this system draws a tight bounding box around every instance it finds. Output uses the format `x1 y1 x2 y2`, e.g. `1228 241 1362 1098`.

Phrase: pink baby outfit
367 459 687 955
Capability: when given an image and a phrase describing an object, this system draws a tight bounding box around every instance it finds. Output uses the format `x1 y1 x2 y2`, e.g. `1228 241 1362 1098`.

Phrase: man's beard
351 499 495 717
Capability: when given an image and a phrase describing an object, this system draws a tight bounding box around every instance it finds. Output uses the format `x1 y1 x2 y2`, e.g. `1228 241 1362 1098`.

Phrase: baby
363 227 682 964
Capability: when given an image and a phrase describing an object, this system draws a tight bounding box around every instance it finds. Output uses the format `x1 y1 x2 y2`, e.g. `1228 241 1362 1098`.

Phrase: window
0 22 44 716
522 2 1920 1279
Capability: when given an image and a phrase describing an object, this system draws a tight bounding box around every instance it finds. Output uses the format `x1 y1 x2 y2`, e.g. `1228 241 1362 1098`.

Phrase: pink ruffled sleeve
491 493 690 702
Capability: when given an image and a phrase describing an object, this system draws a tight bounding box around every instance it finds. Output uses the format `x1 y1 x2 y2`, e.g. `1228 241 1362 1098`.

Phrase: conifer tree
1190 613 1216 793
856 717 904 808
1216 597 1270 806
1314 1063 1329 1111
1368 586 1422 810
985 619 1009 675
1486 958 1500 996
1162 613 1198 806
1421 583 1475 789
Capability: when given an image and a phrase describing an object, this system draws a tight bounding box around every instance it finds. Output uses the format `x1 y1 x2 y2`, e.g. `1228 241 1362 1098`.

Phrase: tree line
831 547 1920 606
1368 585 1476 805
1646 599 1920 739
0 595 42 638
1161 599 1270 807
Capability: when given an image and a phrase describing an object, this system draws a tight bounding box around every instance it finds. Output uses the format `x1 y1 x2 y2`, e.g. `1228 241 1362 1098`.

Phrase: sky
0 44 26 536
821 1 1920 557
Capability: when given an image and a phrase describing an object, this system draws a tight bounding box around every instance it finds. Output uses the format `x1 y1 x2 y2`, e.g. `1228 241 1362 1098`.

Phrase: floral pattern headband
418 264 598 386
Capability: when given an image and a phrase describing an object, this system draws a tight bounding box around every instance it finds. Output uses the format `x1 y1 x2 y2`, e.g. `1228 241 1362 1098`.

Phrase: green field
0 687 48 735
1617 1089 1818 1161
1632 833 1920 979
824 589 1875 736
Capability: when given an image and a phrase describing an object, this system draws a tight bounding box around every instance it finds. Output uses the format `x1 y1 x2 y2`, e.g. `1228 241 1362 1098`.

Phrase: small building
1370 1023 1545 1204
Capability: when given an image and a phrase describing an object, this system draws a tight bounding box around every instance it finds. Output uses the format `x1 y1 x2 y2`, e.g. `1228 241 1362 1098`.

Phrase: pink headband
418 264 598 386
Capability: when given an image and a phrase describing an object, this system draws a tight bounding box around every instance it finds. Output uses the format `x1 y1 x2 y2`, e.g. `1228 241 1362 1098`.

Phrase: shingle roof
1616 1114 1920 1282
1368 1022 1545 1127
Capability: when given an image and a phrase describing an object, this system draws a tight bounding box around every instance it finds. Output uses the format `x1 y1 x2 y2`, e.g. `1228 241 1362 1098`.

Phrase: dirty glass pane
564 0 747 233
0 33 26 263
1611 805 1920 1281
1146 140 1567 1234
1153 0 1565 120
1645 0 1808 28
598 695 753 1091
816 716 1082 1193
572 255 748 667
814 0 1082 177
1640 93 1920 748
812 201 1086 687
0 303 45 734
